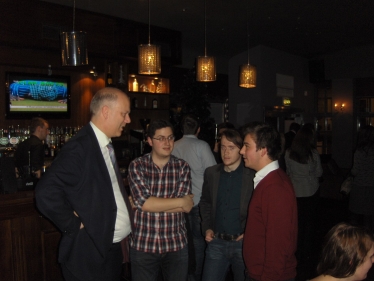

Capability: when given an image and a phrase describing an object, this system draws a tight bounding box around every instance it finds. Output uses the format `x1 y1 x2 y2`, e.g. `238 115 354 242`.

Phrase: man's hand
181 194 194 213
236 234 244 241
205 229 215 242
74 211 84 229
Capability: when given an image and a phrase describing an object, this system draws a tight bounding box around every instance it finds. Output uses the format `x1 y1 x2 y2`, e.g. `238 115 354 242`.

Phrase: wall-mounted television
5 72 71 119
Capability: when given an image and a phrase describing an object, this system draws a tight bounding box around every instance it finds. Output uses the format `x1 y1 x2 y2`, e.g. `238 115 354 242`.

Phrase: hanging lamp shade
61 31 88 66
60 0 88 66
138 0 161 74
196 0 216 82
239 64 256 88
196 56 216 82
138 44 161 74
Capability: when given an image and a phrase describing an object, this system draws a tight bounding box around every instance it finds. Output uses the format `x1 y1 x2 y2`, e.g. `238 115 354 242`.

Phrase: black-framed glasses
152 135 175 142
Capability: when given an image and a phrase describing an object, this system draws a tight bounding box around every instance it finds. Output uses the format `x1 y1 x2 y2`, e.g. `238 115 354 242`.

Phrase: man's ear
260 147 268 157
101 105 109 119
147 136 153 147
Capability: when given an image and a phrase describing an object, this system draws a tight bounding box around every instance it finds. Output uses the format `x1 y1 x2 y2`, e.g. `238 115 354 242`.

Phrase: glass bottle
133 78 138 92
107 65 113 86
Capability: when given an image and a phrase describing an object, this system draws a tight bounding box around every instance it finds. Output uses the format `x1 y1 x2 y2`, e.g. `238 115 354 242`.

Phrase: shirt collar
90 121 111 148
253 160 279 189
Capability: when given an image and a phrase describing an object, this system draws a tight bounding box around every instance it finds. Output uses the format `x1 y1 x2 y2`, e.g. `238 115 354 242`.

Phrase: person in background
14 117 49 179
36 88 133 281
128 119 193 281
285 124 322 277
240 122 298 281
279 122 300 172
310 222 374 281
200 129 254 281
349 125 374 234
172 114 216 281
213 122 235 163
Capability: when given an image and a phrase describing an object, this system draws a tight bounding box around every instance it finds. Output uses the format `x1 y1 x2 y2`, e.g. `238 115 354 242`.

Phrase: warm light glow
196 56 216 82
335 102 346 111
138 44 161 74
239 64 257 88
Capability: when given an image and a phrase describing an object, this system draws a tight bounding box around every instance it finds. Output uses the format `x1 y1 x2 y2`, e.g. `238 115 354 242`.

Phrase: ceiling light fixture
239 0 256 88
138 0 161 75
60 0 88 66
196 0 216 82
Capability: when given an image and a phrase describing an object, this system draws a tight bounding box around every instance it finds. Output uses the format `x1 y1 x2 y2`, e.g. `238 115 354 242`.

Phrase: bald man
36 88 133 281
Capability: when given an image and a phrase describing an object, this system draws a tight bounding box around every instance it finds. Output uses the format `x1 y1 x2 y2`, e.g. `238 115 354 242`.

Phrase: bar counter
0 191 63 281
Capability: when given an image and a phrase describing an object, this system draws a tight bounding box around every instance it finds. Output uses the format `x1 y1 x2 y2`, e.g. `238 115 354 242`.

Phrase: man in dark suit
200 129 254 281
240 122 297 281
36 88 133 281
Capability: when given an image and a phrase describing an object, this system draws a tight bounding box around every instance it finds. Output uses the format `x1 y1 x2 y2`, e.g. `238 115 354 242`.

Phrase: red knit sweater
243 169 298 281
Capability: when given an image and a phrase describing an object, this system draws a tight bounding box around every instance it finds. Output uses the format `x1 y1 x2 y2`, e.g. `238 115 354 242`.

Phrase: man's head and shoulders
240 122 292 189
133 119 188 171
25 117 50 144
173 114 210 149
64 88 131 150
207 128 253 177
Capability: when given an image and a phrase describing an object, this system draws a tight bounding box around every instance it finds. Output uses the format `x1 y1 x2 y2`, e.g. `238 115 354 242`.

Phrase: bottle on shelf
150 80 156 93
156 78 164 93
133 78 138 92
107 65 113 86
143 97 147 108
152 98 158 109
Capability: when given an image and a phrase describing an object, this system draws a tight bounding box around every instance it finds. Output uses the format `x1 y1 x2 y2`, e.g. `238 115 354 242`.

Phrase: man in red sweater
240 122 297 281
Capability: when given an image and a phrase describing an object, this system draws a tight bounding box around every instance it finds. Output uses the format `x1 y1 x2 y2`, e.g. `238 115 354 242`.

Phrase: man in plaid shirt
128 119 194 281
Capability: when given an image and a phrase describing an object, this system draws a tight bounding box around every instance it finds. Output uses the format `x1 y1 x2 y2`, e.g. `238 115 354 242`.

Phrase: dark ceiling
43 0 374 66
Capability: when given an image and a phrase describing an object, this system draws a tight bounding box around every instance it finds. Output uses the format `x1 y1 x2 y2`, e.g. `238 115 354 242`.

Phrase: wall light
334 103 345 111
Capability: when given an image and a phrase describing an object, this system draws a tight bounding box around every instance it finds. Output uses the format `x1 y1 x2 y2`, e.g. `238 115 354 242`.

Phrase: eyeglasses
152 135 175 142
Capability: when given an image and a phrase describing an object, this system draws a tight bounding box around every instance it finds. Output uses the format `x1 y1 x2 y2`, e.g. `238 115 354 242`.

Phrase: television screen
5 72 71 119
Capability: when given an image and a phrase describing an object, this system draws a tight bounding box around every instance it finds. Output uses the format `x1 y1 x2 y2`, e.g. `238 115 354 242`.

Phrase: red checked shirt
128 153 191 253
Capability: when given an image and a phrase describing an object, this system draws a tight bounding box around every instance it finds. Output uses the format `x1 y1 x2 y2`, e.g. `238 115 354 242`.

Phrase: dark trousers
61 242 123 281
130 246 189 281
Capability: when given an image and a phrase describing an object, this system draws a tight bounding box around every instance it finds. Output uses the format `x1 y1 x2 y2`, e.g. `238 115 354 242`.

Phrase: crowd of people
33 88 374 281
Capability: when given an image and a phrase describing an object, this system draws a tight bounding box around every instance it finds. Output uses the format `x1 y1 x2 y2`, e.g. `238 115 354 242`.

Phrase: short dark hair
241 122 282 161
317 223 374 278
182 114 199 135
217 122 235 133
289 122 301 132
30 117 48 134
220 129 242 149
147 119 174 138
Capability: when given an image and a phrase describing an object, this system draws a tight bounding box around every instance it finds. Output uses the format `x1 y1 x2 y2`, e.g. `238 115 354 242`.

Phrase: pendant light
138 0 161 75
196 0 216 82
239 0 256 88
60 0 88 66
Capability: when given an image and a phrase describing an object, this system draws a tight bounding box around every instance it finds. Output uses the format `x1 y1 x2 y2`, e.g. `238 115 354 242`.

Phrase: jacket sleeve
200 168 213 235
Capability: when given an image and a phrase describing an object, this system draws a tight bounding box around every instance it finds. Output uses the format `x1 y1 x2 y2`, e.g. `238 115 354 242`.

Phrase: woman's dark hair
356 125 374 153
288 125 316 164
220 129 242 149
317 223 374 277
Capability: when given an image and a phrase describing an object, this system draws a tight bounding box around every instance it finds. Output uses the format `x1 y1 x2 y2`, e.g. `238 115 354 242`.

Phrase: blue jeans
188 205 206 281
202 238 245 281
130 246 188 281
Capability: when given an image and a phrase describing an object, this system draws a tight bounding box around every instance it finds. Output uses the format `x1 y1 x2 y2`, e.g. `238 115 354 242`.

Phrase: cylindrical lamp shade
196 56 216 82
239 64 257 88
138 44 161 74
60 31 88 66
